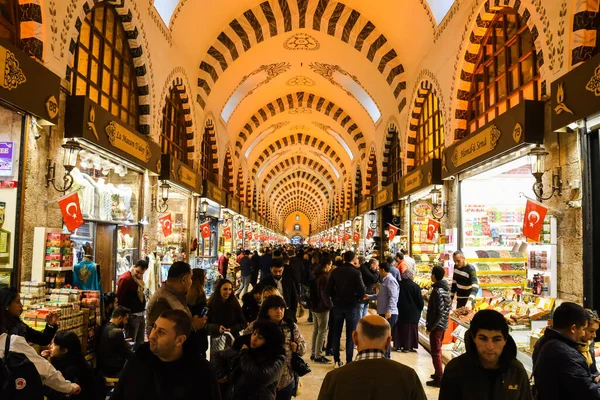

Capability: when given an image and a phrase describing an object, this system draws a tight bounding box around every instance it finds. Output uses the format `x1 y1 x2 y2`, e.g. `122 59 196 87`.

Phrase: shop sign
177 165 197 189
358 197 373 215
0 142 14 176
401 159 442 197
442 101 544 179
241 204 250 219
228 196 240 213
202 179 224 204
348 206 357 220
551 51 600 131
375 184 397 208
0 39 61 124
66 96 162 174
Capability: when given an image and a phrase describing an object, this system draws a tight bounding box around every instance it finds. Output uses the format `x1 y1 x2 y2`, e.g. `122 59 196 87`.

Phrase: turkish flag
58 192 85 232
388 224 399 241
223 226 232 240
200 221 211 239
366 228 375 239
343 232 351 241
353 231 360 242
159 214 172 237
427 218 440 240
237 229 243 240
523 199 548 241
253 233 259 241
246 231 253 241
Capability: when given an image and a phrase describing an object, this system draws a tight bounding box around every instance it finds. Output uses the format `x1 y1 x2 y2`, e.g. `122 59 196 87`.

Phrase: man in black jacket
235 250 252 298
98 305 134 377
326 251 367 368
425 265 451 387
358 258 380 318
439 309 532 400
259 247 273 282
257 258 299 322
532 302 600 400
111 309 220 400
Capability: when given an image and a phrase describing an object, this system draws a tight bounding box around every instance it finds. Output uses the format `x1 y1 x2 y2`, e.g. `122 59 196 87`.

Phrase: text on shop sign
105 121 152 163
451 125 501 167
177 165 197 188
404 171 424 193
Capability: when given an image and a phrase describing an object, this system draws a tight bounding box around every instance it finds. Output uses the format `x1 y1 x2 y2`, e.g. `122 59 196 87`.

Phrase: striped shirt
451 263 479 301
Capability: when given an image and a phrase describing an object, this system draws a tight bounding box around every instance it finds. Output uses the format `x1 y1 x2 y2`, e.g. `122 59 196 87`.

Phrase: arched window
0 1 18 44
467 9 539 133
200 122 217 184
386 127 402 185
416 90 444 166
71 5 139 129
161 87 189 165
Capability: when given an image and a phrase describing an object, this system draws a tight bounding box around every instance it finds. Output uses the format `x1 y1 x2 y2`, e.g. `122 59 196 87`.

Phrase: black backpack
0 334 45 399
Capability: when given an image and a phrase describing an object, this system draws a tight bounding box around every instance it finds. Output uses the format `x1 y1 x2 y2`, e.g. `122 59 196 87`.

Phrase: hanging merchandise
427 218 440 241
58 192 85 232
200 221 211 239
388 224 399 241
522 199 548 241
159 214 172 237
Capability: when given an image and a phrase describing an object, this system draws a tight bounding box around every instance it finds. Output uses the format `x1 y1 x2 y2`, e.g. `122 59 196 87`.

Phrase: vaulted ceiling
164 0 440 232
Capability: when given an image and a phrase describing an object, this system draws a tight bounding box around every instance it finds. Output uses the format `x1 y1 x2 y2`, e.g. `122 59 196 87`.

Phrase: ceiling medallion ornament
289 107 312 114
290 124 310 131
283 33 320 51
286 76 315 86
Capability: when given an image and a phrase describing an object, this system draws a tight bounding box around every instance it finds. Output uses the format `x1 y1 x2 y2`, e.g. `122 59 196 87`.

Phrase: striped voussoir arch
223 150 234 192
366 148 377 191
18 0 44 60
66 0 151 134
268 170 330 202
261 155 337 191
354 167 362 202
345 177 352 210
236 167 244 199
278 201 319 222
274 194 324 222
203 120 219 178
407 80 436 171
250 132 345 179
271 181 328 210
168 78 195 154
196 0 406 113
572 0 600 66
237 92 365 160
453 0 546 140
382 123 398 183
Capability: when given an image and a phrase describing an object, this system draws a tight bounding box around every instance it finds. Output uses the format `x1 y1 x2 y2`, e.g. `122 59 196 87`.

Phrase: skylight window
427 0 456 24
334 73 381 123
153 0 178 26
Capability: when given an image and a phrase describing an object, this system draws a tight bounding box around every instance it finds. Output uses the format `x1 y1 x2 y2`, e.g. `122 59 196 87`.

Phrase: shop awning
442 100 544 179
66 96 162 175
160 154 202 193
400 158 442 198
0 39 61 125
551 52 600 131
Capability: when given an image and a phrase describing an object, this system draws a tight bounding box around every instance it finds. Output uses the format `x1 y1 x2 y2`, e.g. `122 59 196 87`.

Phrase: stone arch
274 189 326 216
158 76 196 162
572 1 600 66
272 181 328 209
354 165 363 204
268 170 331 202
195 0 406 113
236 92 365 160
382 121 400 185
17 0 44 60
452 0 549 140
65 0 152 134
222 149 233 193
202 118 219 179
261 155 337 191
236 166 244 198
366 147 378 196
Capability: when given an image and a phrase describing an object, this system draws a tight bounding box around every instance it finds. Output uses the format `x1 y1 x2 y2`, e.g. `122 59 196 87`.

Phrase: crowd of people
0 246 600 399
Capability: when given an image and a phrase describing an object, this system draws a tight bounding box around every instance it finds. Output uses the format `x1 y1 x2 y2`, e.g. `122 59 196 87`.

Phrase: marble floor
294 315 440 400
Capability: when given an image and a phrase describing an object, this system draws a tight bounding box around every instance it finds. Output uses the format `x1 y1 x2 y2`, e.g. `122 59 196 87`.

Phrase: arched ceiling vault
267 169 332 200
259 153 341 191
272 186 327 214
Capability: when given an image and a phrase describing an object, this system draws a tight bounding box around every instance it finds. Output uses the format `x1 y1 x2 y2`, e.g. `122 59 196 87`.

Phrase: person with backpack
310 257 333 363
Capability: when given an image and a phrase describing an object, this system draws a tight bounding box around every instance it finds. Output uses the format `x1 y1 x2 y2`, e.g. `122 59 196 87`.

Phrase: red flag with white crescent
522 199 548 241
246 231 253 241
366 228 375 240
254 233 259 241
237 229 243 240
388 224 399 241
200 221 211 239
58 192 85 232
353 231 360 242
223 226 232 240
159 214 172 237
427 218 440 241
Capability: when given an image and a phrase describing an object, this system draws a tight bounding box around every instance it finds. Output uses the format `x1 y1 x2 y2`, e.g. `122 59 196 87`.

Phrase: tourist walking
425 265 451 387
394 269 424 352
310 257 333 364
365 262 399 359
358 258 379 318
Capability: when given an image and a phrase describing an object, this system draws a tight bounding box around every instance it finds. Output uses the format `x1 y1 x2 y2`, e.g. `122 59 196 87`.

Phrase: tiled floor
295 315 440 400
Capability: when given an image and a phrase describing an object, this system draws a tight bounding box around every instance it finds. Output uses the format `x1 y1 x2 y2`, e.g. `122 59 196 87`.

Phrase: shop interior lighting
200 199 209 215
151 181 170 213
45 140 82 193
528 145 563 202
429 187 447 220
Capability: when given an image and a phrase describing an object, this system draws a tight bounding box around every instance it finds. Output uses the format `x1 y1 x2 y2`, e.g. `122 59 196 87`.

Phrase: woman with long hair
310 257 333 363
244 295 307 400
44 331 99 400
213 319 286 400
207 279 247 353
0 287 59 345
187 268 209 358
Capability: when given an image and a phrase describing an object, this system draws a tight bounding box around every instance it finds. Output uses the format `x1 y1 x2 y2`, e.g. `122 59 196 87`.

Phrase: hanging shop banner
158 214 172 237
388 224 399 241
0 39 61 124
427 218 440 241
237 229 244 240
353 231 360 242
366 228 375 240
522 199 548 241
200 221 211 239
202 179 225 205
358 197 373 215
66 96 162 174
442 100 544 179
246 230 253 241
223 226 232 240
58 192 85 232
0 142 14 176
375 184 398 208
551 51 600 131
401 159 442 198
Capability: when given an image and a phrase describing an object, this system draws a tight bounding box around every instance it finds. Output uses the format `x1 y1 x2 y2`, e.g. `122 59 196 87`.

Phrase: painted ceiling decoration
283 32 321 50
195 0 406 113
235 92 366 160
286 75 316 86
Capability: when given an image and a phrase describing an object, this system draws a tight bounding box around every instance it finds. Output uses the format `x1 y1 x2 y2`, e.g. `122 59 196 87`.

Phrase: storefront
222 195 242 255
158 154 201 279
199 179 224 268
356 197 375 257
373 183 399 260
64 95 161 292
0 39 61 287
438 100 553 370
550 54 600 310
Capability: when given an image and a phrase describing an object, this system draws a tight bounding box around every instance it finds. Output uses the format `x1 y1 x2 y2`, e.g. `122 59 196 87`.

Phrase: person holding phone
206 279 247 355
187 269 210 359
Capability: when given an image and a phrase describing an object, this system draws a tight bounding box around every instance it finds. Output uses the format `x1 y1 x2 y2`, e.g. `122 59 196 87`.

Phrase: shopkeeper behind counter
450 251 479 309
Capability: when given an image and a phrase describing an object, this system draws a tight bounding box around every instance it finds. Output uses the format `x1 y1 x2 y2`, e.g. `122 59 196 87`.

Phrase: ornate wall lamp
45 140 82 193
528 145 562 202
429 187 447 220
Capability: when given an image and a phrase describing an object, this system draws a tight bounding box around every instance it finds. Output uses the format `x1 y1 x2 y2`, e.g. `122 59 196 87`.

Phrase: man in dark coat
425 265 451 387
111 310 220 400
236 250 252 298
259 248 273 282
439 309 532 400
532 302 600 400
257 258 299 322
358 258 380 318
